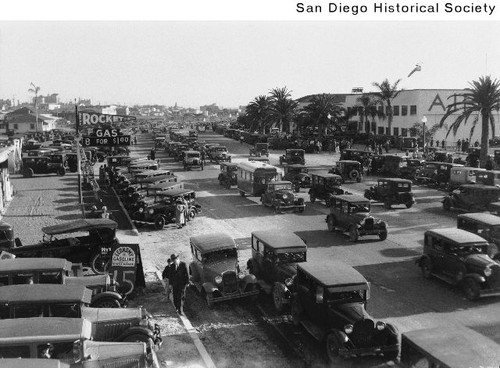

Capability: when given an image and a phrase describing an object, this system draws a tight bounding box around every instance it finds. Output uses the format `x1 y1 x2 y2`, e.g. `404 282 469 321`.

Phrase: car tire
406 202 413 208
274 205 281 214
309 194 316 203
272 282 286 313
384 201 391 209
91 297 121 308
421 258 433 279
154 216 166 230
188 209 197 220
348 169 359 181
463 278 480 301
327 216 336 232
325 332 342 362
27 168 34 178
291 298 302 326
349 225 359 242
225 182 231 189
57 167 66 176
379 231 388 240
91 253 110 275
443 199 452 211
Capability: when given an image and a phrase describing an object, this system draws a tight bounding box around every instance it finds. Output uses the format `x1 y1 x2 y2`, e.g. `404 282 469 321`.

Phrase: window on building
410 105 417 115
393 128 399 136
385 127 390 135
378 127 385 135
401 106 408 116
30 124 35 130
378 106 384 114
393 106 399 116
386 106 391 115
358 122 363 131
401 128 408 137
13 124 18 129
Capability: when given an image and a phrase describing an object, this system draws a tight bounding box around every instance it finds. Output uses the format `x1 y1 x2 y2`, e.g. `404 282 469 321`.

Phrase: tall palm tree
269 87 298 134
349 94 385 133
246 95 272 134
440 75 500 166
28 82 41 133
372 79 402 135
301 94 343 137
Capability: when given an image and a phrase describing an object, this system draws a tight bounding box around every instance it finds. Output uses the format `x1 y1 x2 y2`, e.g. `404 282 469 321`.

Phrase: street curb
111 187 140 236
155 271 216 368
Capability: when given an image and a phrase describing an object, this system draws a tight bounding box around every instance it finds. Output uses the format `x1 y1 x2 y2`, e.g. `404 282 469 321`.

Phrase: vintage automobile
0 284 162 350
417 228 500 300
106 155 134 168
326 194 388 241
400 326 500 368
0 317 160 367
22 155 67 177
165 141 181 156
248 156 270 164
475 169 500 186
188 233 259 307
0 220 14 251
289 261 400 362
434 162 464 186
378 155 407 176
208 145 231 163
249 142 270 157
260 181 306 213
172 144 190 161
218 162 238 189
446 166 485 191
279 149 305 165
442 184 500 212
154 135 166 148
396 136 418 151
246 230 307 312
282 164 312 191
457 212 500 259
128 160 160 174
183 150 204 171
308 171 346 205
416 162 464 186
25 148 59 157
133 169 177 189
10 219 118 275
399 158 424 180
329 160 363 183
0 258 124 308
364 178 415 209
339 148 372 163
0 359 71 368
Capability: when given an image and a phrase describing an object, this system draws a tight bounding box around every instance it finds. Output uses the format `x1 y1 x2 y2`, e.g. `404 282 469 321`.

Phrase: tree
349 94 385 134
372 79 402 135
301 94 343 138
440 75 500 166
245 95 272 134
269 87 298 134
409 122 440 146
28 82 41 133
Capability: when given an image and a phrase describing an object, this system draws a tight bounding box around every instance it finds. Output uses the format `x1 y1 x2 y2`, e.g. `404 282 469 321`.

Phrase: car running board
300 319 325 341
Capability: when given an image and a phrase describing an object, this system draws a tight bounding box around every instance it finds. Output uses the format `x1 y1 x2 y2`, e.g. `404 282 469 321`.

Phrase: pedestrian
441 140 445 149
101 206 110 219
200 150 206 165
384 140 390 153
168 253 189 314
39 343 54 359
134 136 137 145
457 139 462 152
175 198 186 229
474 140 480 147
316 140 322 153
378 144 383 155
463 138 469 152
240 135 244 144
162 258 173 299
485 155 494 170
182 196 189 226
430 137 434 147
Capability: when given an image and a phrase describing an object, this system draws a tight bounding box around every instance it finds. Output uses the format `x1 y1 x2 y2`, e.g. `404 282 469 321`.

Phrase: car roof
0 284 92 304
190 233 236 253
378 178 412 184
0 359 71 368
42 219 118 235
251 230 307 250
0 258 72 272
298 261 368 288
220 162 238 168
402 326 500 368
426 228 489 244
156 188 194 197
0 317 91 341
268 180 292 185
458 212 500 226
333 194 369 203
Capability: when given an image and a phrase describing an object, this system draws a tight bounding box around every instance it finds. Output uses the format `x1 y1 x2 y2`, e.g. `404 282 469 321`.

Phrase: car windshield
187 153 199 158
349 203 370 213
272 184 292 191
326 289 365 304
325 178 341 188
451 244 488 256
275 251 306 264
203 248 237 263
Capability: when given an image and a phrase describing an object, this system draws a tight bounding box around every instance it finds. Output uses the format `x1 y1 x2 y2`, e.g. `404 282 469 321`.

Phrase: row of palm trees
240 76 500 166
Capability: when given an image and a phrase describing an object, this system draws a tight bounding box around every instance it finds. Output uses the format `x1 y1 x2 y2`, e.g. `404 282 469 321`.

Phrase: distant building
3 107 56 133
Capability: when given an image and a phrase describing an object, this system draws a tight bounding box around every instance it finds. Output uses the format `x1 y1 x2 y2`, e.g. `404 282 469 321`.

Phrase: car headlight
376 321 386 331
359 218 366 225
238 273 245 280
344 324 353 334
282 193 288 199
484 266 492 277
148 209 154 214
215 275 223 284
138 207 144 213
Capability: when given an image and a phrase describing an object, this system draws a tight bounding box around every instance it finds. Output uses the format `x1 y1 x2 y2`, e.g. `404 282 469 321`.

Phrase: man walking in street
169 253 189 314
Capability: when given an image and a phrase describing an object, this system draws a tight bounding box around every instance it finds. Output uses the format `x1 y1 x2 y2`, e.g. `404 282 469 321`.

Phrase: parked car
416 228 500 300
183 150 204 171
457 212 500 260
329 160 363 183
260 181 306 213
378 155 407 176
399 158 424 180
364 178 415 209
279 149 305 165
218 162 238 189
326 194 388 241
22 155 67 177
246 230 307 312
400 326 500 368
447 166 485 191
442 184 500 212
0 220 14 251
0 258 124 308
475 169 500 186
339 148 372 163
0 317 160 367
10 219 118 275
249 142 270 157
0 284 162 350
188 233 259 307
308 171 346 205
417 162 464 186
208 145 231 163
289 261 400 363
396 136 418 151
282 164 314 191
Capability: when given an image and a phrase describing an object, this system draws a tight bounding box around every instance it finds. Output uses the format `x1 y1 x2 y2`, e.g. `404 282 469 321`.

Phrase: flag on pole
407 64 422 78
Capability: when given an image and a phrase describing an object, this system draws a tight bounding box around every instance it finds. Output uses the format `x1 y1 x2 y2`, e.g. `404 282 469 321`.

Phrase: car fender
463 273 486 284
91 291 124 304
242 273 257 288
328 328 349 344
202 282 218 294
116 325 156 342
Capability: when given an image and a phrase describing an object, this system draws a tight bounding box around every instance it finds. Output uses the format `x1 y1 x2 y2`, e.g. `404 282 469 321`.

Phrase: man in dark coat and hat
168 253 189 314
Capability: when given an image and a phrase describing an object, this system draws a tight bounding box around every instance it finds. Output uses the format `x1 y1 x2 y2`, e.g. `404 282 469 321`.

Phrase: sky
1 16 500 109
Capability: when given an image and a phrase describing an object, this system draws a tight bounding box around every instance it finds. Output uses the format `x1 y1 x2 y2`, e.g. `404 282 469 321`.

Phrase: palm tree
350 94 385 134
28 82 41 133
246 95 272 134
301 94 343 138
269 87 298 134
440 75 500 166
372 79 402 135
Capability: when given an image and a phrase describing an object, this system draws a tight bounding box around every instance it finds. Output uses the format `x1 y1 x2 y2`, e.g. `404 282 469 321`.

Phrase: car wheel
349 225 359 242
27 168 34 177
291 298 302 326
225 182 231 189
154 216 166 230
348 169 359 181
406 202 413 208
239 190 245 197
327 216 336 232
384 201 391 209
91 297 121 308
91 253 110 275
463 278 480 301
421 258 433 279
309 194 316 203
443 199 452 211
57 167 66 176
379 231 388 241
272 282 286 313
325 333 342 362
188 209 196 220
274 205 281 214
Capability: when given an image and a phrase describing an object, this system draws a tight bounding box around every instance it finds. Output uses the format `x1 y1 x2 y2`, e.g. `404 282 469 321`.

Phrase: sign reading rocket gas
108 243 145 296
78 111 137 126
